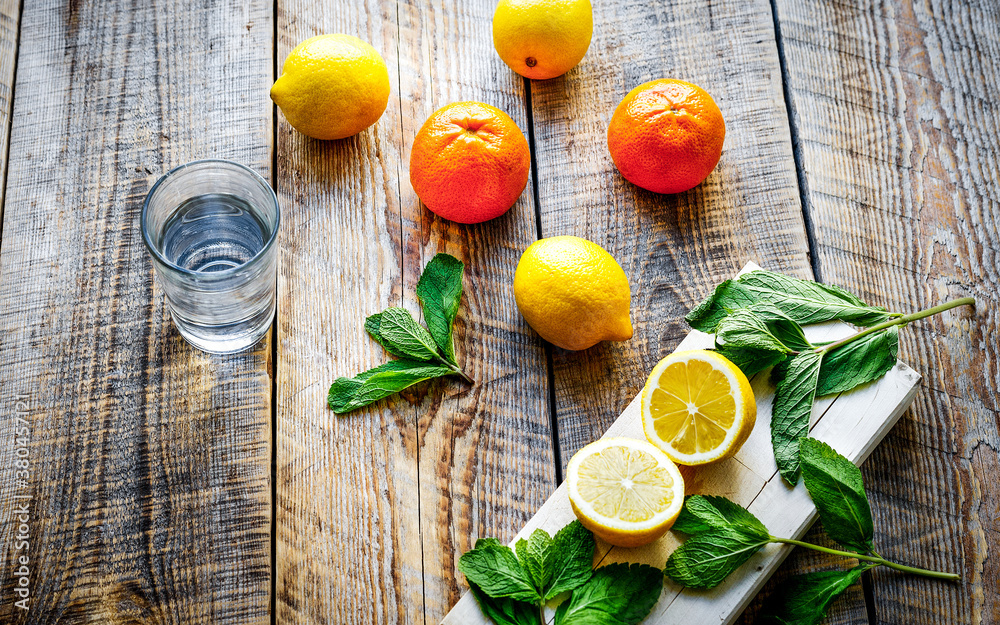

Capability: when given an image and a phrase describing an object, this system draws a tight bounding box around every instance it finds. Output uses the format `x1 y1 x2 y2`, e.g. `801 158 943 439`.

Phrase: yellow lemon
271 34 390 140
567 437 685 548
513 236 633 351
492 0 593 80
641 350 756 466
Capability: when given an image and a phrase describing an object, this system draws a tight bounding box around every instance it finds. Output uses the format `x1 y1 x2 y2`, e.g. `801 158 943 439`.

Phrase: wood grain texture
773 0 999 622
394 0 557 620
273 3 417 623
274 1 555 623
0 0 17 224
0 0 273 624
444 275 921 624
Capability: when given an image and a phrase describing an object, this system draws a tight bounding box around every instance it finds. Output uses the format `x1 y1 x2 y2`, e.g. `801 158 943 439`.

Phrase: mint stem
770 537 961 581
445 362 474 384
815 297 975 355
427 353 474 384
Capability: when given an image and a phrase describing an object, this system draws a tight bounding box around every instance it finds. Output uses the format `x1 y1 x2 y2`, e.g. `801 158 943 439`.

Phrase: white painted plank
443 262 921 625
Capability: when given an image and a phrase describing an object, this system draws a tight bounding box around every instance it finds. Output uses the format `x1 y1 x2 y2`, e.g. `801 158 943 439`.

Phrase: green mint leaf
816 327 898 396
715 345 788 378
468 582 540 625
771 350 824 483
799 438 875 553
715 304 812 354
515 529 554 593
554 562 662 625
686 280 758 332
327 360 453 414
759 565 871 625
545 520 595 600
458 538 542 604
736 270 894 327
664 526 771 589
672 495 769 538
366 307 442 362
364 312 412 359
416 253 465 365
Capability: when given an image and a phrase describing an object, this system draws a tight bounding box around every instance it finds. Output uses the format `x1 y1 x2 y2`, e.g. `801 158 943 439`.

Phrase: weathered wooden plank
393 0 557 620
0 0 18 223
274 1 555 622
444 265 920 623
272 4 419 624
773 0 999 622
0 1 273 624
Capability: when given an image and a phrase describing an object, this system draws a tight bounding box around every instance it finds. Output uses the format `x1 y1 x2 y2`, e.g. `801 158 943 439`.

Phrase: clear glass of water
141 160 281 354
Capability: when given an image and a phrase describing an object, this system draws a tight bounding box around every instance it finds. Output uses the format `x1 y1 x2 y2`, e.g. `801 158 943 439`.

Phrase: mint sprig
460 521 662 625
328 253 472 414
686 269 975 482
666 439 959 622
686 271 896 331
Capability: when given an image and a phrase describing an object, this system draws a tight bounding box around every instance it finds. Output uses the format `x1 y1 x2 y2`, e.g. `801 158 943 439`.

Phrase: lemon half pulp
641 350 756 466
567 437 685 548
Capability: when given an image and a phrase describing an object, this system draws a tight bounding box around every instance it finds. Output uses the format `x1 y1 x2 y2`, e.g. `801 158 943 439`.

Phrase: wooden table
0 0 994 623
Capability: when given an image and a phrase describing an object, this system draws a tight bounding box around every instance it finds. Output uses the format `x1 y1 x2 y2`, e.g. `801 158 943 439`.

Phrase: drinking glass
141 160 280 354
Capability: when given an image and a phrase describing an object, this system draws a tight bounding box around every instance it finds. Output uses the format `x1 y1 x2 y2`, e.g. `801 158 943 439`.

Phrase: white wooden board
442 262 921 625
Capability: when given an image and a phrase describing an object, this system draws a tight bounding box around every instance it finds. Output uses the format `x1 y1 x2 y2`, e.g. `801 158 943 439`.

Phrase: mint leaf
469 582 539 625
686 271 894 332
366 307 442 362
364 312 415 359
416 253 465 365
759 565 871 625
459 538 542 604
672 495 769 538
364 312 414 359
716 345 788 378
515 529 554 593
665 526 771 589
799 438 875 553
816 327 898 396
554 562 662 625
545 520 595 599
737 270 894 327
686 280 758 332
327 360 453 414
771 350 823 483
715 304 812 353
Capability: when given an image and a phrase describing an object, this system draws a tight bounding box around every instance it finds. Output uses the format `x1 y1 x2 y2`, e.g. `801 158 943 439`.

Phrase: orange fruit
409 101 531 224
607 79 725 194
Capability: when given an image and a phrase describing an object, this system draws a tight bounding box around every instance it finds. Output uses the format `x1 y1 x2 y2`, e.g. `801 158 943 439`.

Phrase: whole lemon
492 0 593 80
514 236 633 351
271 34 390 140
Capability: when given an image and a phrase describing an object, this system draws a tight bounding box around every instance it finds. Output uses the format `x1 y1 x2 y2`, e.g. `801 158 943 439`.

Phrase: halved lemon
641 349 756 466
567 437 685 548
